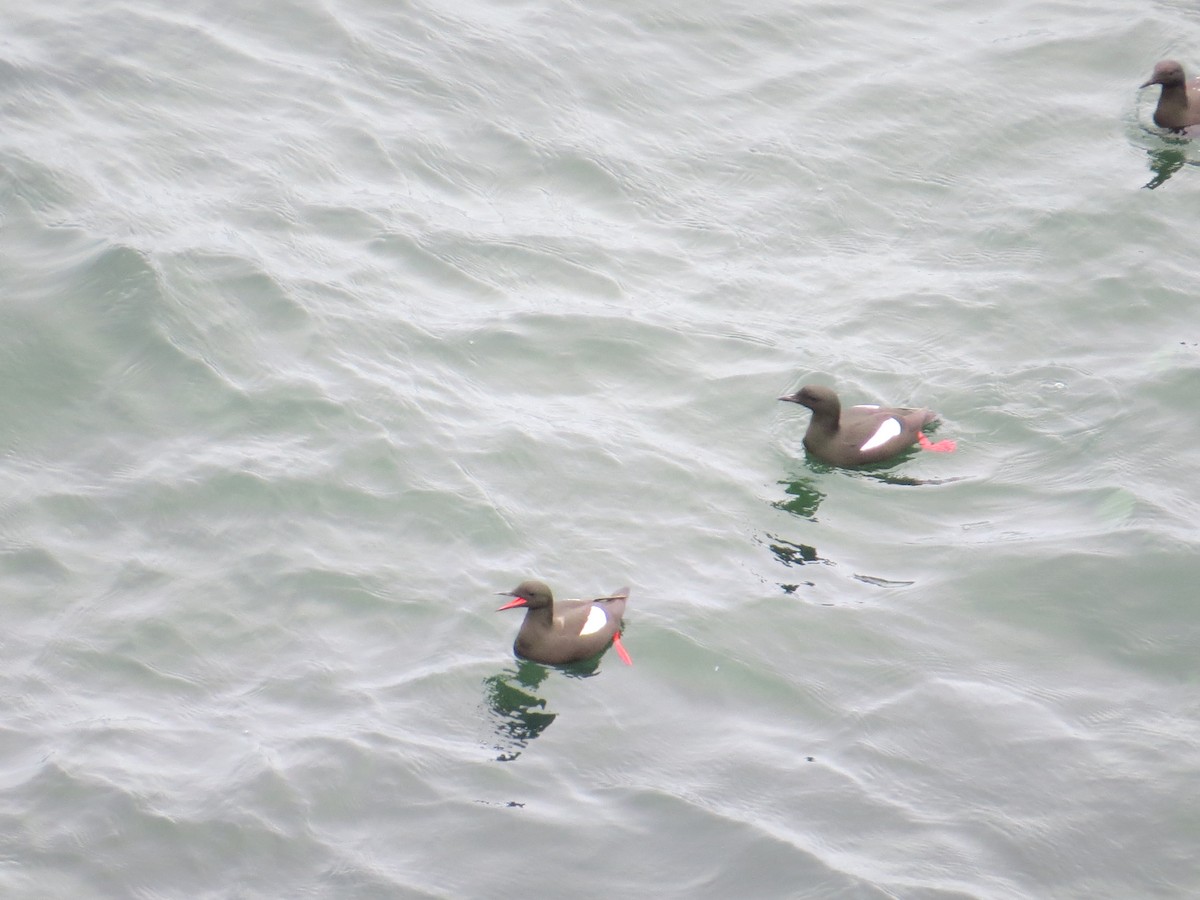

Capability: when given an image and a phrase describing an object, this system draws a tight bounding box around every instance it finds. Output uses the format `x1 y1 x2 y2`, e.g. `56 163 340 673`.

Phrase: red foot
918 432 956 453
613 632 633 666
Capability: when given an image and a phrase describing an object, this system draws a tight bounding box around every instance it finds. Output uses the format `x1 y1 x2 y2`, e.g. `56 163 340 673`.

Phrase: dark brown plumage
1141 60 1200 131
778 384 939 468
496 580 630 665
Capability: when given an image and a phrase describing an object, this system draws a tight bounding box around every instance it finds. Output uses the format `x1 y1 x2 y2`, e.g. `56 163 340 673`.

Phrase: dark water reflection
858 469 964 487
773 453 958 523
772 475 826 520
1143 145 1187 190
483 657 600 761
769 454 963 593
764 533 830 594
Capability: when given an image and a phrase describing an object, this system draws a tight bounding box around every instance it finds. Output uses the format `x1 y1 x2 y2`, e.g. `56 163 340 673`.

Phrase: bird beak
495 592 528 611
1140 77 1157 88
778 393 800 403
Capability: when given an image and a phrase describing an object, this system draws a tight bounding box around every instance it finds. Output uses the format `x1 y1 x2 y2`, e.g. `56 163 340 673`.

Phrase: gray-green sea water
2 0 1199 896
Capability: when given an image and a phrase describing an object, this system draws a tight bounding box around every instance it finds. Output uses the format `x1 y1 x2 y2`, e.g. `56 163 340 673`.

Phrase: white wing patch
578 605 608 636
853 404 881 410
859 417 902 452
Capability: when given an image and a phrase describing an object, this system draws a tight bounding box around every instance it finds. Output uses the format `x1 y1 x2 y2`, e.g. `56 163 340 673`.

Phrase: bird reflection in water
1144 145 1187 190
763 533 829 594
777 453 957 505
857 469 963 487
482 657 600 761
769 466 960 594
773 475 826 520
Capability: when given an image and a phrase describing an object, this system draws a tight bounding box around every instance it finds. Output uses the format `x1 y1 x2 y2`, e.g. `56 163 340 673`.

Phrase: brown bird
496 580 631 666
1141 60 1200 131
778 384 955 468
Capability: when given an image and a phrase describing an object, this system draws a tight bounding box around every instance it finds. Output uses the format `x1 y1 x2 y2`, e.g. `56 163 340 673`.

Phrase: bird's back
820 404 935 465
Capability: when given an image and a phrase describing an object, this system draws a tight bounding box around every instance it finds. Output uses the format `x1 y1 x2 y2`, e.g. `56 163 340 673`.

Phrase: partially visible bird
1141 60 1200 131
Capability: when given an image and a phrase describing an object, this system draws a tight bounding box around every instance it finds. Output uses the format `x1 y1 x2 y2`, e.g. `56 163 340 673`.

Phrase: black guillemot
1141 60 1200 132
496 580 632 666
778 384 955 468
